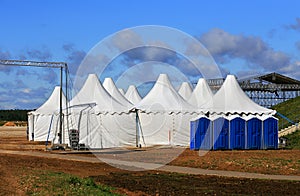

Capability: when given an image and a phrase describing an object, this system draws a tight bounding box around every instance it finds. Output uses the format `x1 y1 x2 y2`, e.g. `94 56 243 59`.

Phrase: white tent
68 74 137 149
200 75 276 115
103 77 133 109
125 85 142 105
118 88 125 95
188 78 213 107
28 86 67 143
178 82 193 101
135 74 198 146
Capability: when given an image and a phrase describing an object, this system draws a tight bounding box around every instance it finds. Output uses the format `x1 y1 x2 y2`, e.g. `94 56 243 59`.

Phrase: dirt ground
1 127 300 195
170 148 300 176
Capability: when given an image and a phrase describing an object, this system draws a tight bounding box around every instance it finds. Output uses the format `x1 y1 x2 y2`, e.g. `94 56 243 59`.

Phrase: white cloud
199 28 291 73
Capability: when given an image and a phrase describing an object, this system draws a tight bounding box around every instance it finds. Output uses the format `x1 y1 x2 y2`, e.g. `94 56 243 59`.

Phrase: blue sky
1 0 300 109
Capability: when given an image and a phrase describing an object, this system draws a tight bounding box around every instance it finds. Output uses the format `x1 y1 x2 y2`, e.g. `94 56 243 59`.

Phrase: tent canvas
103 77 133 109
118 88 125 95
28 86 67 143
188 78 213 108
178 82 193 101
134 74 198 146
201 75 276 115
125 85 142 105
68 74 137 149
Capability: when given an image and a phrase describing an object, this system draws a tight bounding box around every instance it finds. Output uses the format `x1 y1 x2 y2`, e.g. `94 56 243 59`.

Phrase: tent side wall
174 113 198 146
229 117 246 149
28 114 34 141
68 107 137 149
138 112 172 146
33 114 54 141
262 117 278 149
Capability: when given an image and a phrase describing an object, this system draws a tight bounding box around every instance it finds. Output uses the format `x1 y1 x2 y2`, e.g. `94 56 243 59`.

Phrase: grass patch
20 170 121 196
284 130 300 149
272 96 300 129
0 121 6 126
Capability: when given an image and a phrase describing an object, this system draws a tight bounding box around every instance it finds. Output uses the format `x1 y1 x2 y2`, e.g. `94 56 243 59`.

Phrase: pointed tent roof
70 74 128 113
135 74 195 113
178 82 193 101
103 78 133 109
32 86 67 115
125 85 142 105
201 75 276 115
118 88 125 95
188 78 213 107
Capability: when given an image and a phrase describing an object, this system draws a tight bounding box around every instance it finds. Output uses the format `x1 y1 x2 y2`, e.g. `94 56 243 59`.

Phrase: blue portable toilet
211 116 229 150
245 116 262 149
228 115 246 149
190 119 198 150
190 116 212 150
261 116 278 149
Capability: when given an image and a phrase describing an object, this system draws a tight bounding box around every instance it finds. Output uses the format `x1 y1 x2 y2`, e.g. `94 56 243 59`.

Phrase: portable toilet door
246 117 262 149
190 119 198 150
261 116 278 149
212 116 229 150
195 116 212 150
229 116 246 149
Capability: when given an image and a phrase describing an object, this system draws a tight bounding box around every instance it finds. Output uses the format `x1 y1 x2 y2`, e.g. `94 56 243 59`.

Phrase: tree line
0 110 30 121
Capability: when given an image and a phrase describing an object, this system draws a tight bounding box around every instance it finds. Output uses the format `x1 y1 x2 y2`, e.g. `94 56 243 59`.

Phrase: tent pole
59 66 63 144
65 64 69 139
135 110 139 147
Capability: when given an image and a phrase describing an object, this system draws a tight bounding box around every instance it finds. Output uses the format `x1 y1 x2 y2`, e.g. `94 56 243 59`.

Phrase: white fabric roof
103 78 133 109
201 75 276 115
31 86 67 115
125 85 142 105
135 74 195 113
178 82 193 101
70 74 128 114
188 78 213 107
118 88 125 95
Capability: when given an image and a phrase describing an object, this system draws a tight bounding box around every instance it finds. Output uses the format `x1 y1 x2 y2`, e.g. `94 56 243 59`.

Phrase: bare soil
170 149 300 176
1 127 300 195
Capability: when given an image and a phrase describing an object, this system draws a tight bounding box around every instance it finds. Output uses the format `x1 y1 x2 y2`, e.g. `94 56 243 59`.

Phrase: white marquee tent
125 85 142 105
118 88 125 95
28 86 67 143
68 74 137 148
134 74 198 146
103 77 133 109
178 82 193 101
200 75 276 115
188 78 213 108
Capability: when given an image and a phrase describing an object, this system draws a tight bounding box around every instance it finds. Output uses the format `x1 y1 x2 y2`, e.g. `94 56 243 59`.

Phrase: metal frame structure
206 73 300 108
0 59 68 144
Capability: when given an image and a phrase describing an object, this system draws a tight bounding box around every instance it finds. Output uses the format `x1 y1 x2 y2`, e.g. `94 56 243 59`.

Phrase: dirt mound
3 122 16 126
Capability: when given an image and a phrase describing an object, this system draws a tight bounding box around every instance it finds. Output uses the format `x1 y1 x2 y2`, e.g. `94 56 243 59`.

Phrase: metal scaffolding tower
0 59 68 144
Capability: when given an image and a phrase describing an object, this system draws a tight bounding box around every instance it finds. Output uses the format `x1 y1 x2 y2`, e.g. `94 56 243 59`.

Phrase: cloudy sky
1 0 300 109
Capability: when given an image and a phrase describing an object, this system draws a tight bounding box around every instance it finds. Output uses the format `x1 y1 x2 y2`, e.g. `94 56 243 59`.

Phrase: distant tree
0 110 30 121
